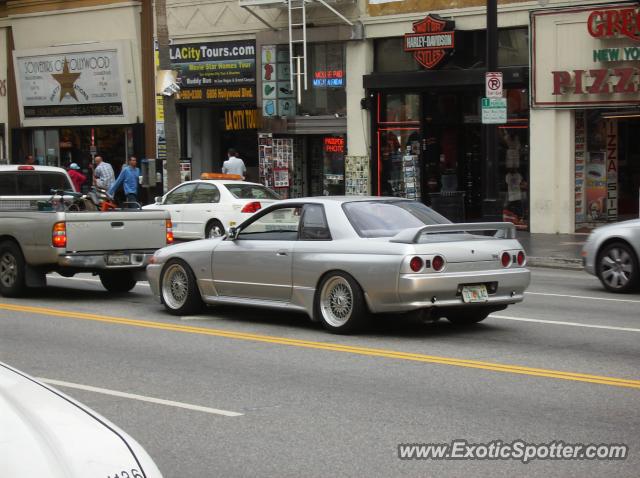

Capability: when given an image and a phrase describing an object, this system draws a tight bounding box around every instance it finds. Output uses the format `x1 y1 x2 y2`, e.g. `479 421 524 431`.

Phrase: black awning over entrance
363 66 528 90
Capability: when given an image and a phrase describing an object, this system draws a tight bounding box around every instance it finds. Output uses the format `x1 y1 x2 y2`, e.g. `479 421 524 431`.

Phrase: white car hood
0 363 162 478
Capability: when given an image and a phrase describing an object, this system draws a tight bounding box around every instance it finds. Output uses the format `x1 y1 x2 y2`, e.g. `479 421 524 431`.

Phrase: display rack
345 156 370 196
258 133 294 198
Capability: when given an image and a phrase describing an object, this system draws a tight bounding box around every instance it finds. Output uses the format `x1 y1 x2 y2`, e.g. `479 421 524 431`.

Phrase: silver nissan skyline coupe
147 197 531 333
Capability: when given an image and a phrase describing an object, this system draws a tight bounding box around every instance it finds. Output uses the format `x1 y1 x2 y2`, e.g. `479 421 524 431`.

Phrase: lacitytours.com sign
171 40 257 103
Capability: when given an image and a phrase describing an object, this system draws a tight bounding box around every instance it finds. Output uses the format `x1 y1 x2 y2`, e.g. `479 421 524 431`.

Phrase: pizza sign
404 14 455 69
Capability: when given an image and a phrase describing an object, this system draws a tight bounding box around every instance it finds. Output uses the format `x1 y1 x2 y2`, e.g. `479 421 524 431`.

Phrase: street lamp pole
483 0 500 220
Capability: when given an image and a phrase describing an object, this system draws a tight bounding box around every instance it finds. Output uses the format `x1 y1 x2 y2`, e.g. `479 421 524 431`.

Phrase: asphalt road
1 267 639 477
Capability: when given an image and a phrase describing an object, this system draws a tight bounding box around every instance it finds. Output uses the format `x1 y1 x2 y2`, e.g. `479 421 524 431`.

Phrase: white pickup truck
0 165 172 296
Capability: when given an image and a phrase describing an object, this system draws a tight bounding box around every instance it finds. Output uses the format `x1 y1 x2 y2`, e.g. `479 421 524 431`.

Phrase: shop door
32 129 60 166
618 119 640 220
421 91 483 222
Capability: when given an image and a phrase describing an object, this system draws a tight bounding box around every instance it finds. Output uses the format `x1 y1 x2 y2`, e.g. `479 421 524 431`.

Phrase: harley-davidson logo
404 14 455 69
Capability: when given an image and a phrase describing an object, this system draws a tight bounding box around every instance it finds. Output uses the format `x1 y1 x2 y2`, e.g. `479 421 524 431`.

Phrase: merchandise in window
298 43 346 116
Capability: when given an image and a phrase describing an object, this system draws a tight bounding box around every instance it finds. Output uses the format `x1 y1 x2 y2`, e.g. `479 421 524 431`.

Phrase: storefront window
298 43 346 116
380 93 420 123
378 126 421 200
374 88 530 227
576 111 640 230
309 135 345 195
497 90 530 230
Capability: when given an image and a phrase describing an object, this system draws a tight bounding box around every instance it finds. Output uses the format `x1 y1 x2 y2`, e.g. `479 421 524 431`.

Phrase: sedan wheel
316 272 368 334
161 260 203 315
206 220 225 239
597 242 639 293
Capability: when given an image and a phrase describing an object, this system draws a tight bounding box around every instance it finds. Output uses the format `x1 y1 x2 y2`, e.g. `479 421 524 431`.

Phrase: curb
527 256 583 270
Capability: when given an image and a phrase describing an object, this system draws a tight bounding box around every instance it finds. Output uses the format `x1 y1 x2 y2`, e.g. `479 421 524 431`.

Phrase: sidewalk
516 232 585 269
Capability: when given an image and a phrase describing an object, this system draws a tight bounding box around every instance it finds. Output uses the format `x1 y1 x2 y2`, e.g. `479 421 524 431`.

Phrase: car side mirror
154 196 162 204
227 227 239 240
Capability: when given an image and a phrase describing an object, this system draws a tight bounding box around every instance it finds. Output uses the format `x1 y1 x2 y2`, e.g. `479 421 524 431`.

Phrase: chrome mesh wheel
162 263 189 310
320 276 354 327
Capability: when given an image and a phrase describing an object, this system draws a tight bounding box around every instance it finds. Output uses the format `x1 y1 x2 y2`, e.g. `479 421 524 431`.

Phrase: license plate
106 254 131 266
461 285 489 303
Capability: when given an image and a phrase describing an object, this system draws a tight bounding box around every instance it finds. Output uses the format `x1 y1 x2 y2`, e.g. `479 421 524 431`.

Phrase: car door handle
111 221 124 227
276 250 288 256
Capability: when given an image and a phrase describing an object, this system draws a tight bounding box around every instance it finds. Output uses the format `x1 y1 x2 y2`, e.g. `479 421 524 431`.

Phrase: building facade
0 0 635 234
0 0 155 181
531 2 640 233
165 0 627 232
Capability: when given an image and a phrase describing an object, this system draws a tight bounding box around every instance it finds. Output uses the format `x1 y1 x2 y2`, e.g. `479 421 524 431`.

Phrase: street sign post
481 97 507 124
485 72 503 98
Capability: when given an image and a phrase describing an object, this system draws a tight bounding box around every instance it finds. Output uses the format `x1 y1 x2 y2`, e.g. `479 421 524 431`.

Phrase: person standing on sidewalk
222 148 246 179
109 156 140 203
67 163 87 193
93 155 115 191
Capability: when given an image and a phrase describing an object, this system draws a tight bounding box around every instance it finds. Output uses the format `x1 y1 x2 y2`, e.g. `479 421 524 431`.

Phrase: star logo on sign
52 58 81 102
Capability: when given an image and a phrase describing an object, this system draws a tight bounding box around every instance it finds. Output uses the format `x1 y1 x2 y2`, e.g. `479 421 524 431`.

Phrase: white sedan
143 178 280 239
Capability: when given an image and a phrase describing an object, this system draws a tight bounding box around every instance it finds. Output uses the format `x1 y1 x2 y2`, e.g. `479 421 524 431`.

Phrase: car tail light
432 255 445 272
52 222 66 248
241 201 262 213
166 219 174 244
517 251 526 266
501 252 512 268
18 165 34 171
409 256 423 272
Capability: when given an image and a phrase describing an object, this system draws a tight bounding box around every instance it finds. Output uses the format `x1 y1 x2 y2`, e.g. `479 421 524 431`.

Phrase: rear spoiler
390 222 516 244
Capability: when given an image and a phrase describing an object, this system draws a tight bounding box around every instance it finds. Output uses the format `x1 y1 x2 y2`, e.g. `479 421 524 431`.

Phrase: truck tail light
432 255 445 272
52 222 66 248
18 165 35 170
166 219 174 244
241 201 261 213
501 252 512 268
409 256 423 272
517 251 526 266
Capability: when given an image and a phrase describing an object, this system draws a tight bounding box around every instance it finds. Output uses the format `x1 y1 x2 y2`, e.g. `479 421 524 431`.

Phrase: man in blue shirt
109 156 140 203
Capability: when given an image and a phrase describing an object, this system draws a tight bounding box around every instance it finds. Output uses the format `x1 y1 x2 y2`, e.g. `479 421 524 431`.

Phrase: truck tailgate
65 211 169 252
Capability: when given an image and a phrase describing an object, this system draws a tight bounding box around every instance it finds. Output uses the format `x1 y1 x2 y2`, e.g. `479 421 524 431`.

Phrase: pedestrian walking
93 155 116 191
67 163 87 193
23 154 35 165
109 156 140 203
222 148 246 179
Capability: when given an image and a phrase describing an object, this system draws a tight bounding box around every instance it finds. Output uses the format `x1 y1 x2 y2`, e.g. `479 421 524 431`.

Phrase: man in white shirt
222 148 246 179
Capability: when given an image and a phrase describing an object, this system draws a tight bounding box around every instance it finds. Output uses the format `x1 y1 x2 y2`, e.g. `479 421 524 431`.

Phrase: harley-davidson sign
404 14 455 69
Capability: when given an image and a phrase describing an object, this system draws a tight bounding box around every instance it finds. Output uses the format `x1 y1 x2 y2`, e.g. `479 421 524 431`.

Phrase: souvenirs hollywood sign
403 14 455 69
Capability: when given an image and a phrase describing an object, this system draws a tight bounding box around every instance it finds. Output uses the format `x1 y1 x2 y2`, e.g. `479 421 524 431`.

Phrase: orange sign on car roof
200 173 242 180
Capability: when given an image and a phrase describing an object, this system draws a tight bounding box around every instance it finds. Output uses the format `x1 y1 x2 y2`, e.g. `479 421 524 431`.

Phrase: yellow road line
2 302 639 390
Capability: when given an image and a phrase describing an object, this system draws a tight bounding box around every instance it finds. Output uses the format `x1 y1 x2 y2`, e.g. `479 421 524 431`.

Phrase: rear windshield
343 200 450 238
224 183 280 200
0 172 72 196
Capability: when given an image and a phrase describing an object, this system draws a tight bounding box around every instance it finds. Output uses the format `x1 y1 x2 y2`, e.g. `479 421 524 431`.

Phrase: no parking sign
485 72 503 98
